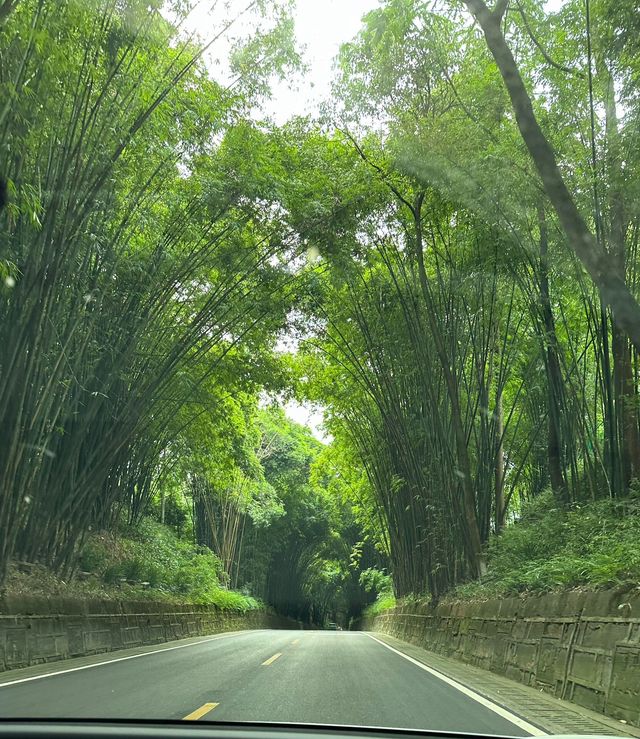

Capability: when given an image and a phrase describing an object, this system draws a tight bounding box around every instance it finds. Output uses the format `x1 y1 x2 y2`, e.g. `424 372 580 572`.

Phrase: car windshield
1 0 639 737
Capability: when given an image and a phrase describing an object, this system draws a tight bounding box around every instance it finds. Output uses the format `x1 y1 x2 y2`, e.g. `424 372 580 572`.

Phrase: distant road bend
0 630 541 735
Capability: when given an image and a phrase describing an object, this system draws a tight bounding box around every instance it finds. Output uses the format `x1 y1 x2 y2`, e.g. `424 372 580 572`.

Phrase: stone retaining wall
0 595 298 672
360 589 640 728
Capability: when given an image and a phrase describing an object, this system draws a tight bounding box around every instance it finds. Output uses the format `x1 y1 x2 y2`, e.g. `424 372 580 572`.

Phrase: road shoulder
369 632 640 738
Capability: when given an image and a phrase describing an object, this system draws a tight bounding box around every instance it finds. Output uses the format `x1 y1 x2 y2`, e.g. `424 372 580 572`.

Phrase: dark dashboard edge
0 719 521 739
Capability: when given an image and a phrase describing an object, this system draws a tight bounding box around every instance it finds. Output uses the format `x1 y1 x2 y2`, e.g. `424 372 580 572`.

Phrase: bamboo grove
297 0 640 601
1 0 640 615
0 0 302 583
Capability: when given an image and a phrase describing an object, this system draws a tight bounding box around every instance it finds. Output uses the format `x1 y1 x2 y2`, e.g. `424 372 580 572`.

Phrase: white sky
182 0 379 123
264 0 379 122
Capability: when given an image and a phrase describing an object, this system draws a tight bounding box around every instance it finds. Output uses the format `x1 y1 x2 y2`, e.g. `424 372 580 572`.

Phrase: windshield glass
1 0 639 736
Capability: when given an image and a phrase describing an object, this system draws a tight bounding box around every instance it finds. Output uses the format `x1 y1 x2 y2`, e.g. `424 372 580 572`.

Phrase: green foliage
363 592 396 617
0 0 304 584
454 492 640 598
78 518 260 610
359 567 394 617
359 567 392 595
4 0 640 624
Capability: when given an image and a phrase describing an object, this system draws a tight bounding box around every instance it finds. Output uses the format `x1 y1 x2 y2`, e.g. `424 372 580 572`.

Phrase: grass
362 592 396 617
6 517 262 612
452 490 640 600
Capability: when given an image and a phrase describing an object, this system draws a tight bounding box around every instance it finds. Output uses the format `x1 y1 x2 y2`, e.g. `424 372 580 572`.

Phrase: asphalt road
0 630 536 735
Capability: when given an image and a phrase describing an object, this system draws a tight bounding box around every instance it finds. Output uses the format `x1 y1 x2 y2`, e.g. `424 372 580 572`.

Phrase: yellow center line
262 652 282 665
183 702 219 721
291 639 300 645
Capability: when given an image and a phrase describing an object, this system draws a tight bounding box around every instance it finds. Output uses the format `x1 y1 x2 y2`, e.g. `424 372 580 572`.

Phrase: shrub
359 567 393 594
78 538 111 573
75 517 260 611
452 491 640 598
363 592 396 617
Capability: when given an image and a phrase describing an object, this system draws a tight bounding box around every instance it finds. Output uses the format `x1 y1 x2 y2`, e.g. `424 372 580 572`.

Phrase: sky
267 2 382 436
261 0 379 123
183 0 379 121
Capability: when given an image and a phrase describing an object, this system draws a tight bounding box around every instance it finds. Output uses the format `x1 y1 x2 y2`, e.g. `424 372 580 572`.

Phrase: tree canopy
2 0 640 618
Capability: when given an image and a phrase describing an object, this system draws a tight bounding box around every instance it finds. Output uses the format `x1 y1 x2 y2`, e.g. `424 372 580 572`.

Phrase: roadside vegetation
365 491 640 613
7 518 261 611
2 0 640 623
454 491 640 599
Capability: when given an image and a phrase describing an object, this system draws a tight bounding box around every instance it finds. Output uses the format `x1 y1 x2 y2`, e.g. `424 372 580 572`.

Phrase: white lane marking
366 634 547 736
0 630 260 689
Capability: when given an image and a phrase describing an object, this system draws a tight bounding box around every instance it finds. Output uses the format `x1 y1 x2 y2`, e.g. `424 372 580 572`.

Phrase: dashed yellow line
262 652 282 665
183 702 219 720
291 638 300 645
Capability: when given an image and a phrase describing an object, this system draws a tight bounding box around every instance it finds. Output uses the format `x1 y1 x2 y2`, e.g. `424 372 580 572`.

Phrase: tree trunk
0 0 19 23
462 0 640 352
494 390 505 533
413 196 487 577
603 68 640 488
538 205 569 504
